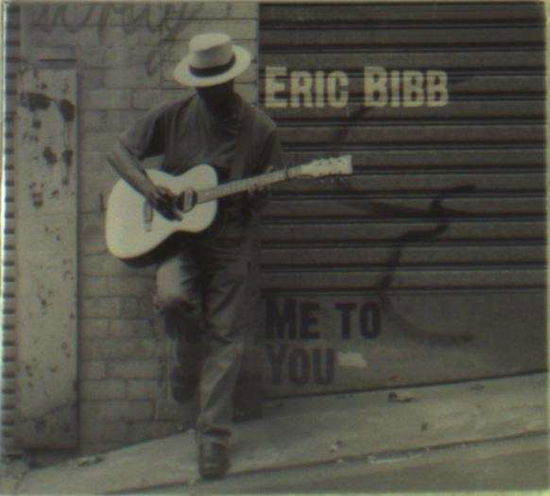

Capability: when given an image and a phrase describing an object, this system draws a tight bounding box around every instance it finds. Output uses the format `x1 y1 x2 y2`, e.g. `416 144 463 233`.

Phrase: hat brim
173 45 252 88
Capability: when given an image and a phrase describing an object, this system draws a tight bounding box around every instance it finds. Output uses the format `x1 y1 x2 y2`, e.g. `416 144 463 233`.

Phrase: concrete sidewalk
140 432 548 494
7 373 549 494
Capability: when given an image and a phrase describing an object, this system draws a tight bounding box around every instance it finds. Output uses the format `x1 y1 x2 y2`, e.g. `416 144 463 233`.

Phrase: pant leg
155 249 205 402
192 236 253 445
155 249 202 330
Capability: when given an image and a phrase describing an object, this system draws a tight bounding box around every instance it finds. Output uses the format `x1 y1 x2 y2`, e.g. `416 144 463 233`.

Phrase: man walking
107 32 284 479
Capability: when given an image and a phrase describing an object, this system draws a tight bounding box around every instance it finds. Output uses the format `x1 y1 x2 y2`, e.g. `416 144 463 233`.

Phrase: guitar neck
197 166 301 203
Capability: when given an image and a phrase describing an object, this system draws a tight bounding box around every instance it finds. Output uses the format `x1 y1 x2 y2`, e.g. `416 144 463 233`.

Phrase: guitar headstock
297 155 353 178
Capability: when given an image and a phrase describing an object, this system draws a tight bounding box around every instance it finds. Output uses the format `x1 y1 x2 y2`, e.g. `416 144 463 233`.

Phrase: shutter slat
262 27 544 47
262 244 545 266
278 124 543 146
265 99 545 121
262 51 544 70
261 3 544 24
261 268 544 291
265 197 545 217
261 220 544 243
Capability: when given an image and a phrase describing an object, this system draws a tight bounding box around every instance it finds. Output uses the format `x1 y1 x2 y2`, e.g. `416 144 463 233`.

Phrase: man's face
196 80 234 108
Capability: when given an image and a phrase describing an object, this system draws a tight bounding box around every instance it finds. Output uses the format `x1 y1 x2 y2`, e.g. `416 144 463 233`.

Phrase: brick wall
19 2 259 454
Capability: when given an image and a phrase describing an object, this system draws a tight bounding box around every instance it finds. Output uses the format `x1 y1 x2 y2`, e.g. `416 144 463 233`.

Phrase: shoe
198 441 230 479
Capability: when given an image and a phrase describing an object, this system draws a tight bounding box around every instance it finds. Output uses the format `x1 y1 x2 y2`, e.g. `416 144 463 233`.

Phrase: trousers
155 231 254 445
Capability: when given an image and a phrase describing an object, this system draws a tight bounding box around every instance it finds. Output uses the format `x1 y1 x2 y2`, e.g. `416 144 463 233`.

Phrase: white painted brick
131 89 190 110
81 110 105 132
82 399 154 422
81 133 120 153
80 150 111 168
25 26 74 49
164 2 230 20
80 235 108 256
81 379 126 400
81 297 121 319
80 318 110 338
83 336 163 360
104 66 160 89
80 419 130 444
165 19 257 41
81 360 107 380
81 296 153 319
80 189 110 215
81 276 110 297
108 359 162 379
79 69 105 90
74 27 162 51
119 297 154 319
80 157 118 190
125 421 179 443
81 275 153 298
109 318 156 339
162 1 258 21
82 89 133 110
79 184 113 216
108 276 154 297
82 253 136 277
126 379 161 400
81 110 138 134
105 110 140 131
230 2 258 19
80 212 105 238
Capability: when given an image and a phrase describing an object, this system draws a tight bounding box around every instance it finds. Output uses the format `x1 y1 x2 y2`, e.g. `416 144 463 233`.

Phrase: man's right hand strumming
107 140 182 221
144 184 182 221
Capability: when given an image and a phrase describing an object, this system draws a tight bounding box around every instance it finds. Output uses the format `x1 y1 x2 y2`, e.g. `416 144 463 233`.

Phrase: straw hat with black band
173 33 251 88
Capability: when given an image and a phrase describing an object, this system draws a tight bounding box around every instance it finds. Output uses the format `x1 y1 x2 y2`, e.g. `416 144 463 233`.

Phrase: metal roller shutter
2 3 20 456
258 2 545 395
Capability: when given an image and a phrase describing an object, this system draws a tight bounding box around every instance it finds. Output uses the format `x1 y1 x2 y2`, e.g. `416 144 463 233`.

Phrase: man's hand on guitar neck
246 165 274 210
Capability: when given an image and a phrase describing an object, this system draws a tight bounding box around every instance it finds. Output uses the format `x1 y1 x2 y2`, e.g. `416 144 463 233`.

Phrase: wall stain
62 149 73 167
19 92 52 112
30 188 44 208
21 91 76 126
43 146 58 165
57 99 75 123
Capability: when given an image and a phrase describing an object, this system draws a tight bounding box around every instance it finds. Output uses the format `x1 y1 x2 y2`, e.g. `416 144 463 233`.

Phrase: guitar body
106 154 353 262
106 164 218 261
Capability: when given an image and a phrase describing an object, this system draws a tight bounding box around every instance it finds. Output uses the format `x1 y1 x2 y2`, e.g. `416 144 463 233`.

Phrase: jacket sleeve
118 103 171 160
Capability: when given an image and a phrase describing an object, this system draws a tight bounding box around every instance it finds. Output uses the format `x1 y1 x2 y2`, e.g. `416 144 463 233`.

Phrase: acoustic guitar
105 155 352 261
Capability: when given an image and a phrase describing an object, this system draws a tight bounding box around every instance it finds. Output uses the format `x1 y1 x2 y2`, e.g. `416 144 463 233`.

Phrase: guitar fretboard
196 166 302 204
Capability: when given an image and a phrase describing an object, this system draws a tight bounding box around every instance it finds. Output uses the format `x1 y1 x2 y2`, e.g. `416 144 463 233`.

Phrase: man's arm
247 128 285 210
106 139 181 220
